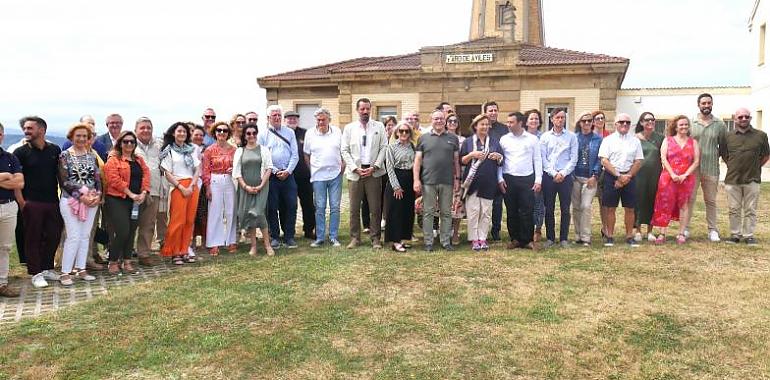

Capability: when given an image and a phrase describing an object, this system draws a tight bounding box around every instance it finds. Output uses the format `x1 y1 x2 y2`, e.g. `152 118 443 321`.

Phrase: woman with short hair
103 131 150 275
384 121 416 252
570 111 602 246
57 123 102 285
160 122 201 264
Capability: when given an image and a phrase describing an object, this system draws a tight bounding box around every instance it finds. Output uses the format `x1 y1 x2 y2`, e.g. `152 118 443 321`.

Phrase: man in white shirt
598 113 644 247
498 112 542 250
303 108 344 248
341 98 388 249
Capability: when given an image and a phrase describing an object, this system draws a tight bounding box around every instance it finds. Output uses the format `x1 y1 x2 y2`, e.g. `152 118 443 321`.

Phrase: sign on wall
445 53 494 64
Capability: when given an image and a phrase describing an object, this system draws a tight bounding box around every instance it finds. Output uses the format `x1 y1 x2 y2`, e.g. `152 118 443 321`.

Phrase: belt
360 164 371 169
0 199 14 205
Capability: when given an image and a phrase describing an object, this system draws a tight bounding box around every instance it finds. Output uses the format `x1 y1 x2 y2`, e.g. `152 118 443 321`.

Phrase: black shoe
745 237 759 246
424 245 433 252
726 235 740 244
443 244 455 251
626 237 640 248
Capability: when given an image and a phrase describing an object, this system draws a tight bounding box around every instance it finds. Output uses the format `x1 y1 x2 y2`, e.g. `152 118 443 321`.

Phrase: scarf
460 134 490 200
160 142 195 170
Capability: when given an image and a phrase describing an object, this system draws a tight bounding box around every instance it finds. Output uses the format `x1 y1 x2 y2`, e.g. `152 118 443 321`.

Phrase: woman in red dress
651 115 700 244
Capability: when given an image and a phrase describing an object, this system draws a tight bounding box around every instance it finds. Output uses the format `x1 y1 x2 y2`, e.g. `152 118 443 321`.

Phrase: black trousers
104 196 139 262
296 175 315 237
14 208 25 264
503 174 535 245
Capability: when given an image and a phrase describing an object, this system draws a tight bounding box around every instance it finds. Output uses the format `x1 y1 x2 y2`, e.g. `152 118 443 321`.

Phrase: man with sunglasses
685 93 728 242
598 113 644 247
201 108 217 148
245 111 259 126
720 108 769 245
342 98 388 249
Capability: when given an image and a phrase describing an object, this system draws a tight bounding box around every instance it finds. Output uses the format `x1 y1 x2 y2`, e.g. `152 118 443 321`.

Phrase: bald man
720 107 770 245
598 113 644 247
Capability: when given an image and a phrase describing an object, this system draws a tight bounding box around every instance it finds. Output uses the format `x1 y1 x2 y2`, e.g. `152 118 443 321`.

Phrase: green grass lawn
1 184 769 379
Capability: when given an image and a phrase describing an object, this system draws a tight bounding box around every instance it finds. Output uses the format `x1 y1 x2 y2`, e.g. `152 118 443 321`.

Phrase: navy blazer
95 132 113 152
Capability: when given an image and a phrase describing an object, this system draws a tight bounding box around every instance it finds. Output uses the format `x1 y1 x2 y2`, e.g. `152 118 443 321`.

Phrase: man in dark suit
95 113 123 152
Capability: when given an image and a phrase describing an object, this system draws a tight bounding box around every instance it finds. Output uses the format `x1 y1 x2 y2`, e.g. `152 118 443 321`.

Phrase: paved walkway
0 262 179 324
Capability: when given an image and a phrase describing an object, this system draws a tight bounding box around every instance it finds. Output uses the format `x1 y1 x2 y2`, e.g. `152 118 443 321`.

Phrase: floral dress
651 136 697 227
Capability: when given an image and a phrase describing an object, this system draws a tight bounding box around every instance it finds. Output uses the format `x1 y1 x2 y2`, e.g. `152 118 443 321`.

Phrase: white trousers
206 174 238 247
571 176 597 242
59 197 98 274
465 193 493 241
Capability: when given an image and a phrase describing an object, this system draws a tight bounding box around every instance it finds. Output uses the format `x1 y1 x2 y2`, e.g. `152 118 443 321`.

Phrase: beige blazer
341 120 388 181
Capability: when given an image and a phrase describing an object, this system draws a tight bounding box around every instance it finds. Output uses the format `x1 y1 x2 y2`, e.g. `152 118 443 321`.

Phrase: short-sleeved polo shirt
0 148 21 201
416 130 459 186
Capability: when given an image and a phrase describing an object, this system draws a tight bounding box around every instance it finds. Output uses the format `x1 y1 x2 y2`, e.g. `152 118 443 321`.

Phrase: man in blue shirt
259 105 300 249
539 108 578 248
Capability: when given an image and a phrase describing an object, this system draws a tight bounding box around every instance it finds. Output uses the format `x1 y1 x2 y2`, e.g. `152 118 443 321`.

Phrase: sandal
208 247 219 257
172 256 185 265
676 234 686 245
227 244 237 253
74 269 96 281
655 235 666 245
122 260 137 275
391 243 406 252
108 261 121 275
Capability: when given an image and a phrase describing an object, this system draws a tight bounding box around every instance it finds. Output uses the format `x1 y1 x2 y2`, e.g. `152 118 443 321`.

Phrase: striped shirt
385 141 415 191
691 115 727 177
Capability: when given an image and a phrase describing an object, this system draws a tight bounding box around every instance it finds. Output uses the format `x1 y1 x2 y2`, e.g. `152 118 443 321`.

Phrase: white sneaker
330 239 342 247
31 273 49 288
683 229 690 238
433 229 439 238
647 233 657 242
381 219 386 229
709 230 721 242
633 232 642 242
41 270 60 281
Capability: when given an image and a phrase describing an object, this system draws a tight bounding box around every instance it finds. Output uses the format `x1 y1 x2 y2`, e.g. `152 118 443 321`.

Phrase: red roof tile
259 41 627 82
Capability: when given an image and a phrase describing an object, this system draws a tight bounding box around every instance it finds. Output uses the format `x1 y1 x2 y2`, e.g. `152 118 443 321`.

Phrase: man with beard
341 98 388 249
13 116 63 288
285 111 315 240
483 101 509 241
684 93 728 242
720 108 770 245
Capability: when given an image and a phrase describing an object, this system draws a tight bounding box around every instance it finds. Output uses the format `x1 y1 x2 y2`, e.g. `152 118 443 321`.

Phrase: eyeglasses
121 140 136 145
737 115 751 120
397 129 411 134
616 120 631 125
235 121 245 125
594 116 605 121
215 128 230 134
247 118 258 122
580 119 592 123
204 115 216 120
245 131 258 136
643 118 656 122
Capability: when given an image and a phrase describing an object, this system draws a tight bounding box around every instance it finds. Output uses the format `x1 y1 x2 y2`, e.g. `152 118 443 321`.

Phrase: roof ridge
262 55 393 79
330 52 420 73
520 43 627 60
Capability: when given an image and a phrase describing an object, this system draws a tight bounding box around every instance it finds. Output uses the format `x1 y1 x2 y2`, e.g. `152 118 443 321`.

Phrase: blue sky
0 0 754 137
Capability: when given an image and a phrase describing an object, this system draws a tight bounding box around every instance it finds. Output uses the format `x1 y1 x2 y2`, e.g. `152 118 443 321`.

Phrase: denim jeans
312 173 343 241
267 174 298 242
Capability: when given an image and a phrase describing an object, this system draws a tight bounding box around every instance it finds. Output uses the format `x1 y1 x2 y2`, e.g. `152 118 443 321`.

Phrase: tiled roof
518 43 628 66
260 41 627 82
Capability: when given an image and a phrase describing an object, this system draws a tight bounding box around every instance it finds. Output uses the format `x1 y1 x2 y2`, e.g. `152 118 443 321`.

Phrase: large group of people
0 93 766 297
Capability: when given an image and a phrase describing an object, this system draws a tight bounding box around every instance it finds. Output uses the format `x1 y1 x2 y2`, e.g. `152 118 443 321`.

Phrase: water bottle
131 203 139 220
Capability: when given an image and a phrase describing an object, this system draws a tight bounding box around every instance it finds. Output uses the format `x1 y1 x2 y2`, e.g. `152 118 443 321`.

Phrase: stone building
258 0 629 133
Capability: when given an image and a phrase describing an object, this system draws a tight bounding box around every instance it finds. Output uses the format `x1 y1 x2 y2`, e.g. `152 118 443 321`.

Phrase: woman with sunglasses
570 111 603 246
229 114 247 147
446 114 466 245
524 109 545 242
234 124 274 256
633 112 664 242
103 131 151 275
202 122 238 256
384 121 416 252
160 122 201 265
